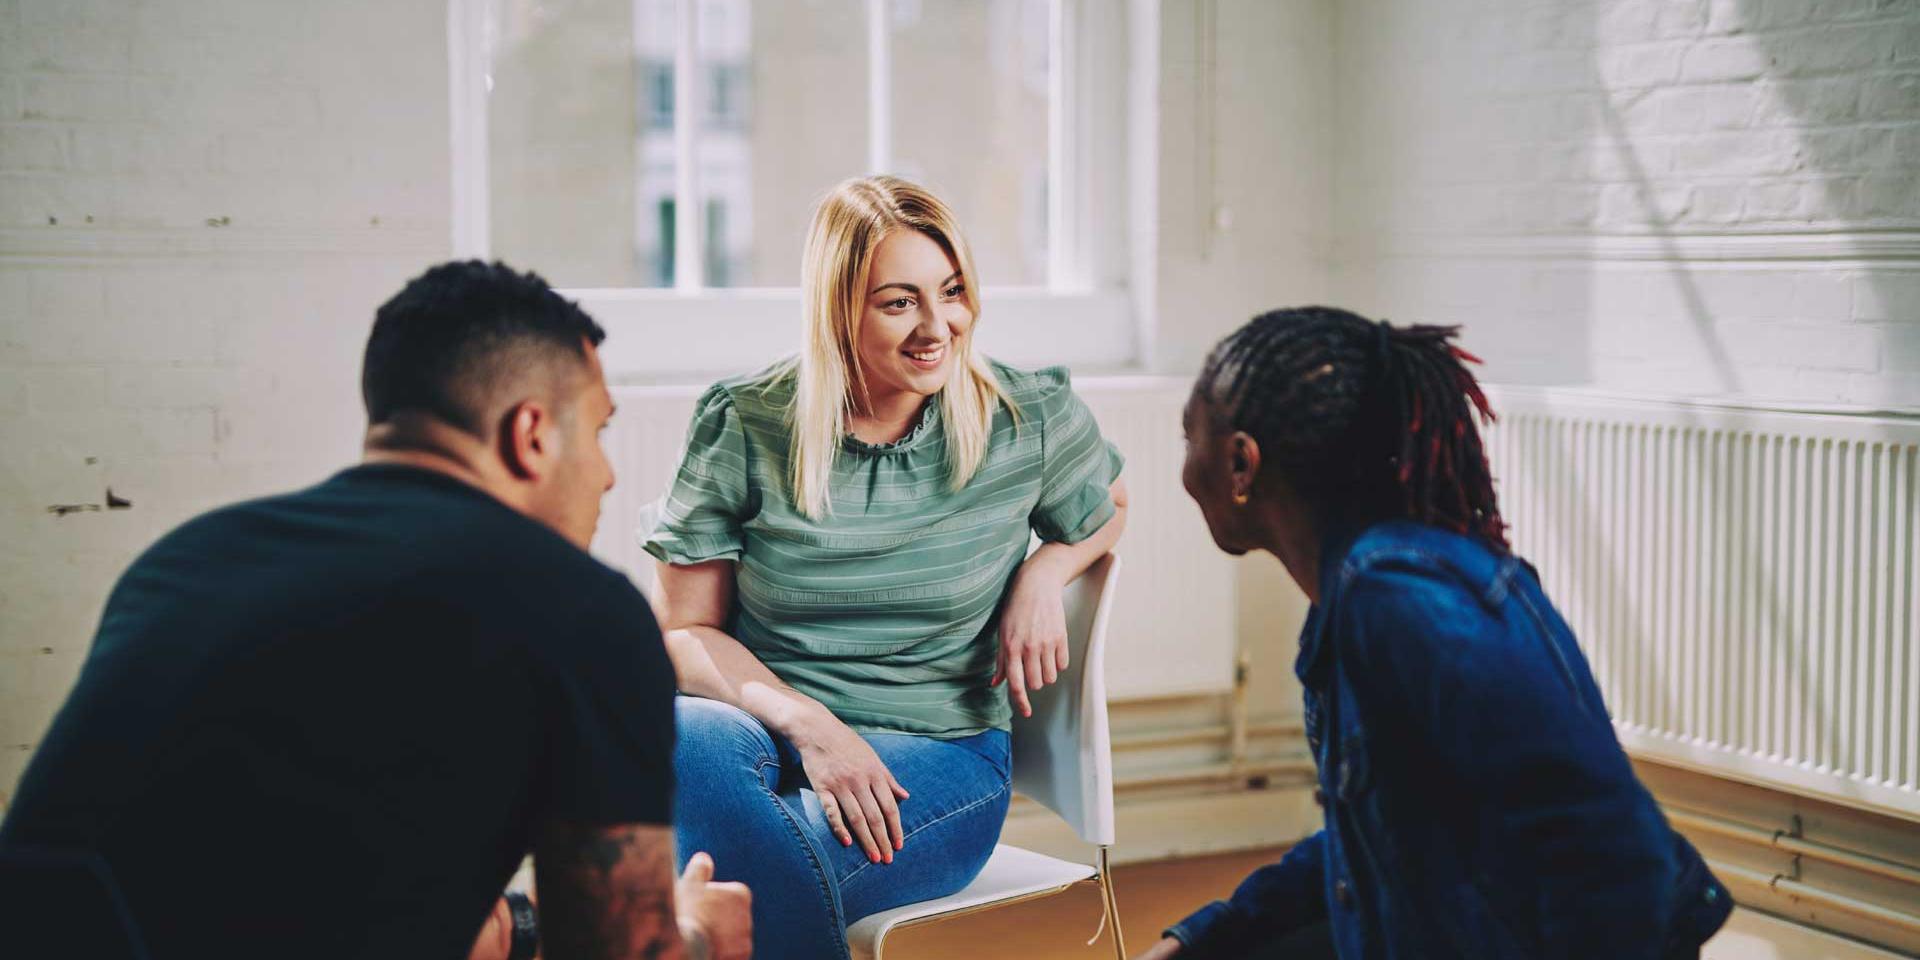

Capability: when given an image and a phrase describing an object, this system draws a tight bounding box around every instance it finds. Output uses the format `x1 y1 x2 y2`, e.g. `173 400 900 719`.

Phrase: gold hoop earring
1232 491 1250 506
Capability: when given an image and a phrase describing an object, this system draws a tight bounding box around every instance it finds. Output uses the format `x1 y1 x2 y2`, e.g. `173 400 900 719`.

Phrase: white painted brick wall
1154 0 1334 373
1332 0 1920 410
0 0 450 805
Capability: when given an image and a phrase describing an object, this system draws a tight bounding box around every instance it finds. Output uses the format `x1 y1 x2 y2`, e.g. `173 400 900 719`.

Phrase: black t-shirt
1 464 675 959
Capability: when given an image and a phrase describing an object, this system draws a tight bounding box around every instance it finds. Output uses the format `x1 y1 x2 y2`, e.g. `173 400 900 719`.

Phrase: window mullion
674 0 704 291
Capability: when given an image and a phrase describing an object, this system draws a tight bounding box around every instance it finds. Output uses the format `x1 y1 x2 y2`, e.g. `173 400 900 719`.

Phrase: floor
878 846 1907 960
882 847 1277 959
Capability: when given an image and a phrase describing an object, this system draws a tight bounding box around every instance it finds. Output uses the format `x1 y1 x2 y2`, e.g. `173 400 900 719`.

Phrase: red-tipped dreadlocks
1195 306 1508 548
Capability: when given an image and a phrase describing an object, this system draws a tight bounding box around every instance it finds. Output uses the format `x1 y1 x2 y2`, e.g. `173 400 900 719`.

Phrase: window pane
890 0 1050 288
702 0 868 288
488 0 676 288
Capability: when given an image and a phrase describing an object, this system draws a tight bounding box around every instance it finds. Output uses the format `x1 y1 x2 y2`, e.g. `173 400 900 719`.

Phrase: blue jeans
672 696 1011 960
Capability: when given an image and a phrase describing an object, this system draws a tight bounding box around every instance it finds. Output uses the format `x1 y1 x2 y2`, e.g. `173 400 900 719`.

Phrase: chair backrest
1010 553 1121 847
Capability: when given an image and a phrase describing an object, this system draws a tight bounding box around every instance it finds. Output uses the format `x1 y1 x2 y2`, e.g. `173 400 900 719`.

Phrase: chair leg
1097 845 1128 960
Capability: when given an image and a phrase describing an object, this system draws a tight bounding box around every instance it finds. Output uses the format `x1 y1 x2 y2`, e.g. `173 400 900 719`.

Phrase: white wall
0 0 451 803
1151 0 1335 704
1330 0 1920 408
1151 0 1334 373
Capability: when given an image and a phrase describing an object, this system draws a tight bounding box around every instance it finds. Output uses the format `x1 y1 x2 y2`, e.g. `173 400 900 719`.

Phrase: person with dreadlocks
1143 307 1731 960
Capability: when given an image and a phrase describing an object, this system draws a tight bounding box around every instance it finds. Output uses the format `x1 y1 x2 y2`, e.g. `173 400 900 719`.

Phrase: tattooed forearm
586 830 642 874
536 822 686 960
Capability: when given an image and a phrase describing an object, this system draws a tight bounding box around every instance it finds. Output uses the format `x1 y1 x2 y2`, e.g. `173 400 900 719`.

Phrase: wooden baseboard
1002 783 1319 867
1708 909 1913 960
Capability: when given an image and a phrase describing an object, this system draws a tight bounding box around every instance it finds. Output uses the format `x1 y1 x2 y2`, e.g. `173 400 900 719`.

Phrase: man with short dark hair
1 261 750 960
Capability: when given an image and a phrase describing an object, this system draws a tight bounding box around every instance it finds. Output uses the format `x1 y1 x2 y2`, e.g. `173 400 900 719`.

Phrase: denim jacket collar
1294 519 1536 691
1293 520 1366 691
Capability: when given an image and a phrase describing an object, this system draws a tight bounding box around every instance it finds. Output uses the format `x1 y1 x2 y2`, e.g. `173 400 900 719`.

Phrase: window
646 63 674 131
707 64 746 131
889 0 1051 286
451 0 1136 378
705 197 732 286
656 198 676 285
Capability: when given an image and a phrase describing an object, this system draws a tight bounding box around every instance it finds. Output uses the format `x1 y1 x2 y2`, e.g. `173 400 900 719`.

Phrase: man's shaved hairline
448 336 595 440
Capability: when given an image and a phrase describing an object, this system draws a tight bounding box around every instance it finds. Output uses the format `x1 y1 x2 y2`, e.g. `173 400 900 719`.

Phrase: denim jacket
1168 521 1731 959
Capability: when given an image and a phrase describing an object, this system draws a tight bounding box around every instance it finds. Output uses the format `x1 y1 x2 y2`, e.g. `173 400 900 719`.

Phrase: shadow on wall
1731 0 1920 413
1494 0 1920 821
1595 0 1920 411
1595 94 1744 394
1329 0 1599 388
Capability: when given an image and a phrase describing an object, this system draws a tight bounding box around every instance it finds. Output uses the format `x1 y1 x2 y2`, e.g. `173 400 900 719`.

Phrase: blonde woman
643 176 1128 959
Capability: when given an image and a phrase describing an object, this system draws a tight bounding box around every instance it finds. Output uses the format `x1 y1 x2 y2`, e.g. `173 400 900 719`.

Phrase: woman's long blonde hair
789 175 1018 519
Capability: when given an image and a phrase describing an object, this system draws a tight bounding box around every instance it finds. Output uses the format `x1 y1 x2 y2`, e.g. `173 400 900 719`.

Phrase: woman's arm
655 559 909 864
994 476 1129 716
1025 475 1129 586
655 559 827 736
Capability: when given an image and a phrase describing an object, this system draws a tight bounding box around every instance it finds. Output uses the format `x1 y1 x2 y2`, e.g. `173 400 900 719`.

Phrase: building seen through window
486 0 1051 291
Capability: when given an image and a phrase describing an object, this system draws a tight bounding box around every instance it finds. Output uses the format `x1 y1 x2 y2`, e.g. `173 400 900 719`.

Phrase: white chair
846 554 1126 960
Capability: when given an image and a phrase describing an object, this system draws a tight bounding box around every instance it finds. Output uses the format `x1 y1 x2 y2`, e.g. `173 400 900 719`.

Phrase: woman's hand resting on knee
790 707 911 865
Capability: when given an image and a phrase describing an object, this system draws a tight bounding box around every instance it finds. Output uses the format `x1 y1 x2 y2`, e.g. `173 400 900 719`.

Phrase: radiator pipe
1113 758 1316 792
1228 650 1252 779
1111 720 1303 752
1707 857 1920 935
1665 805 1920 888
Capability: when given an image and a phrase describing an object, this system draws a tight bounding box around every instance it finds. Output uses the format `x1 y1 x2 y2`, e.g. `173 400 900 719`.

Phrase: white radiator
1483 386 1920 822
588 377 1239 702
588 385 701 583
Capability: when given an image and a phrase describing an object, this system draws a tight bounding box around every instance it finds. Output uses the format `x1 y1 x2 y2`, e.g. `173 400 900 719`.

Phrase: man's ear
499 400 551 480
1229 430 1262 501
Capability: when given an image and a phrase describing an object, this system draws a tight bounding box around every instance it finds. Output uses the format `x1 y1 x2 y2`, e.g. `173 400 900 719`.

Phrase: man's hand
674 852 751 960
467 895 518 960
1135 936 1183 960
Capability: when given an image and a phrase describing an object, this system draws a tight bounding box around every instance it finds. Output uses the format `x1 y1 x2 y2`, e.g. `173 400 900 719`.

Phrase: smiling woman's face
854 229 973 409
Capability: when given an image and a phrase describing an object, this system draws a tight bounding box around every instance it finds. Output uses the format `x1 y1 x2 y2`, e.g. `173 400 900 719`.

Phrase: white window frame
447 0 1141 381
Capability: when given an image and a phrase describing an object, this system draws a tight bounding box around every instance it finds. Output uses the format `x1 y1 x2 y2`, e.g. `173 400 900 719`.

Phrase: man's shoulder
314 471 660 677
156 464 508 536
137 465 635 613
438 508 649 632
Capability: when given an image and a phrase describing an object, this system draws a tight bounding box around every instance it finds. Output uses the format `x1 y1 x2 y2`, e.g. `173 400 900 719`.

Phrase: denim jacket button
1335 879 1353 908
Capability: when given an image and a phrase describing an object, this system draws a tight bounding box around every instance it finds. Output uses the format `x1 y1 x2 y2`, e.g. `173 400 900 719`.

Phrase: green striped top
642 358 1125 738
